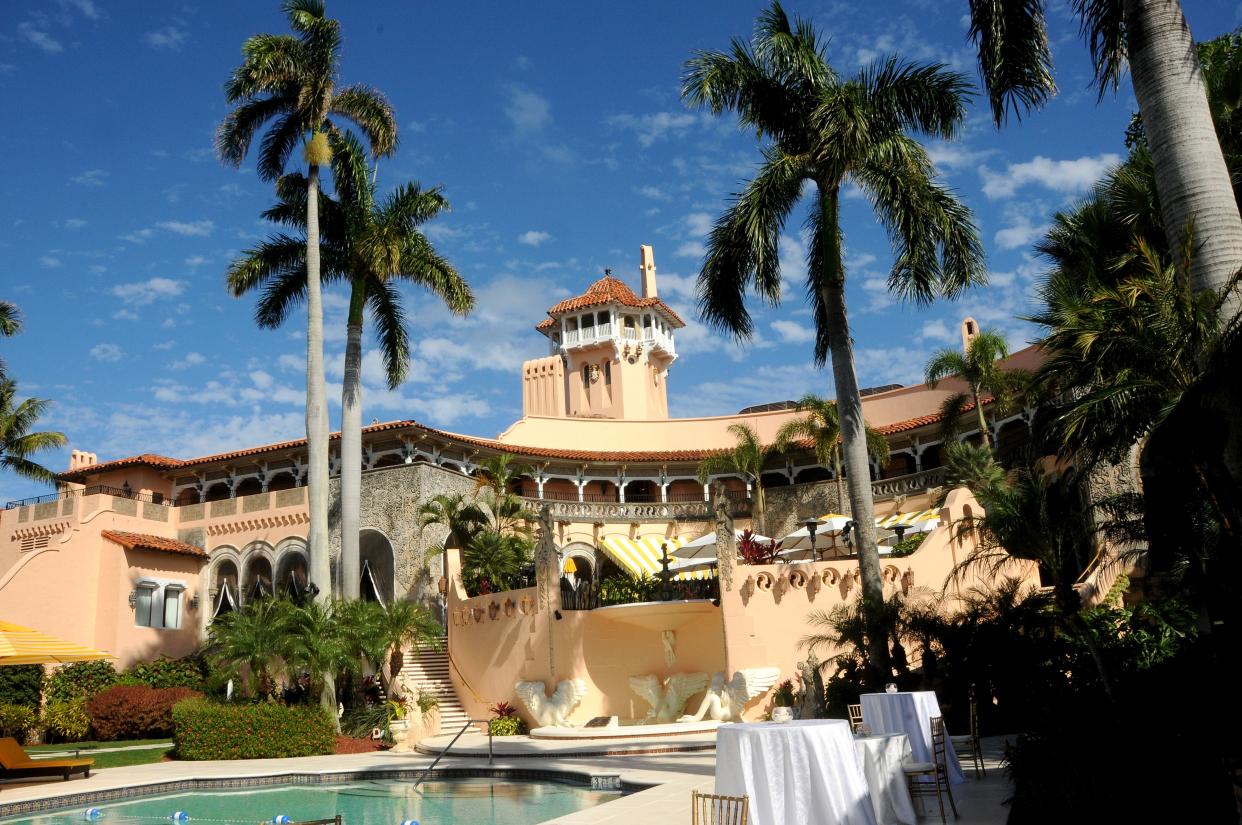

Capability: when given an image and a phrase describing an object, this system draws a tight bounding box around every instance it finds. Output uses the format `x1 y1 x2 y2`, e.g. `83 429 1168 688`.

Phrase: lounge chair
0 737 93 781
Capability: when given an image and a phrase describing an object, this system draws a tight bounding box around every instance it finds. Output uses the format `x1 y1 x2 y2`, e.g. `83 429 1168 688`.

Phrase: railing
530 498 750 522
870 468 946 499
4 484 170 510
409 718 493 790
560 573 720 610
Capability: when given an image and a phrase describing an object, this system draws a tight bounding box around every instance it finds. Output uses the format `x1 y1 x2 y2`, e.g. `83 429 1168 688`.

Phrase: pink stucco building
1 246 1058 724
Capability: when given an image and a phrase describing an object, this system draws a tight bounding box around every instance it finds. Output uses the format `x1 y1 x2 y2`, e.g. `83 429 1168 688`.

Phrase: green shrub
45 660 118 703
126 656 208 691
173 699 335 760
887 532 926 558
488 715 526 736
340 703 390 739
41 699 90 742
0 665 44 709
0 703 38 743
86 685 202 740
416 690 438 714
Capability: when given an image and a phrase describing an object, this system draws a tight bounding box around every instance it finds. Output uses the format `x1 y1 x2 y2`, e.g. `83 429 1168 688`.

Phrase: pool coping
0 766 644 820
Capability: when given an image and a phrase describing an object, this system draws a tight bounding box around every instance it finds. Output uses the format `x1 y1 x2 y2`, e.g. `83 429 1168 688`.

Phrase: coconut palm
473 454 537 533
1 300 21 380
0 379 67 486
417 492 489 550
774 394 890 511
683 2 985 677
227 134 472 599
924 329 1027 448
217 0 398 603
697 423 774 535
965 0 1242 314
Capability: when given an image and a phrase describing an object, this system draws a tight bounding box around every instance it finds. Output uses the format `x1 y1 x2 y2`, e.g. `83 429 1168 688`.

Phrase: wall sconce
127 589 137 609
554 610 563 620
188 593 200 611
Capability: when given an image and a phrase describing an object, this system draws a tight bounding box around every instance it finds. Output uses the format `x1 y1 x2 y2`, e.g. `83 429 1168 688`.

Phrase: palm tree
337 599 442 700
279 600 352 724
774 394 891 512
462 530 532 594
697 423 773 535
417 492 489 550
473 454 537 533
217 0 397 603
924 329 1027 448
205 597 293 697
1 301 21 380
965 1 1242 315
683 2 985 678
227 133 472 599
1 379 67 485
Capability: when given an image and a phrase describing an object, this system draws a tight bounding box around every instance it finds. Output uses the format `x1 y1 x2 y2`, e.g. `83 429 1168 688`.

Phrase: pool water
4 778 621 825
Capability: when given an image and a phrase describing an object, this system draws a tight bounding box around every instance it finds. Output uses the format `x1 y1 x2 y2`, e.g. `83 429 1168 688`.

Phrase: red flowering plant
737 530 782 565
487 701 527 736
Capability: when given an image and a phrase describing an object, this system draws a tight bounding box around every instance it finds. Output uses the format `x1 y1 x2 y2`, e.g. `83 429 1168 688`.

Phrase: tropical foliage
684 1 985 680
924 328 1027 447
697 423 772 535
0 378 67 485
774 393 890 509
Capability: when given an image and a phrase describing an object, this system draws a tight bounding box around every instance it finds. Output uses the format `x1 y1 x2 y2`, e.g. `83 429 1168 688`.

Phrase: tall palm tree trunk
340 283 366 600
834 449 845 517
972 385 991 447
1125 0 1242 317
817 184 890 680
305 163 332 603
753 480 766 536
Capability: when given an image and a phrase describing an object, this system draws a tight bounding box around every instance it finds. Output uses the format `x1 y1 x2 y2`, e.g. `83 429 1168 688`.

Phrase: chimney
639 244 657 299
960 317 979 353
69 450 98 471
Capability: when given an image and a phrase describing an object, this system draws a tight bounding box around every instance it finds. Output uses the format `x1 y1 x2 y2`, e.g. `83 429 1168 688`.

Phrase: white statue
514 678 588 728
629 673 709 723
679 668 781 723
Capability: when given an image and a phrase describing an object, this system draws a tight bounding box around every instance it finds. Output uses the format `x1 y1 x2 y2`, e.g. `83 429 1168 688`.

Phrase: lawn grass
87 746 173 769
25 738 169 754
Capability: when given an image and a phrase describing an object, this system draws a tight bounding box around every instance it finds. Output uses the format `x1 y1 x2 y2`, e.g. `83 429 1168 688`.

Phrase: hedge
42 699 90 742
173 699 335 760
0 665 44 709
86 685 202 740
45 660 118 703
0 703 38 743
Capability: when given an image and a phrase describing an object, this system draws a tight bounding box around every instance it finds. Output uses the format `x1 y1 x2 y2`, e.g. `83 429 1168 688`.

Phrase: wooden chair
0 737 93 782
847 703 864 733
949 689 985 778
691 790 749 825
902 716 958 823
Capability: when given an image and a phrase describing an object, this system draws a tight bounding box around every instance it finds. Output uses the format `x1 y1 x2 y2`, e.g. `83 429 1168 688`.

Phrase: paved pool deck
0 735 1014 824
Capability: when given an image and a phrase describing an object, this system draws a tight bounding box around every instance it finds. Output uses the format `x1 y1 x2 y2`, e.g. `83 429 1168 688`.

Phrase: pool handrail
292 818 342 825
409 718 493 791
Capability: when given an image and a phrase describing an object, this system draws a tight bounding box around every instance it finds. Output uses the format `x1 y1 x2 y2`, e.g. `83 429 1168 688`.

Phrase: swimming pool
1 778 621 825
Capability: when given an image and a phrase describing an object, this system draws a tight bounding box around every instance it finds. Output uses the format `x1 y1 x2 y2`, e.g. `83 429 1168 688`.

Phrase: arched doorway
274 544 309 600
242 553 274 602
359 529 395 605
210 557 239 620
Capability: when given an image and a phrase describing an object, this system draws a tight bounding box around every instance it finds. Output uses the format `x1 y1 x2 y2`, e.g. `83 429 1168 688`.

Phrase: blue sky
1 0 1238 501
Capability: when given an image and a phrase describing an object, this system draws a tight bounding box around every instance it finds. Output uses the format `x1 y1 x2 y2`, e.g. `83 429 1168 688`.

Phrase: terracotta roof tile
60 454 181 480
538 275 685 333
102 530 207 559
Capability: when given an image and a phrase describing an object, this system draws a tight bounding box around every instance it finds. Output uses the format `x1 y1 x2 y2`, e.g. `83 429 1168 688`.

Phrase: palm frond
1071 0 1126 96
855 56 972 140
364 279 411 390
330 84 398 158
967 0 1056 125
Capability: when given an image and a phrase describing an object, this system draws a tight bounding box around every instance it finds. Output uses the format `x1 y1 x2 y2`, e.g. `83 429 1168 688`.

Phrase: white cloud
606 111 703 147
636 185 671 201
18 22 63 54
89 343 123 362
674 362 823 417
112 277 184 306
157 219 214 237
518 230 552 247
112 309 139 321
70 169 107 187
249 370 274 390
120 228 154 245
144 26 187 50
184 255 207 267
852 347 934 387
917 319 957 344
38 256 61 268
685 212 712 238
64 0 101 19
64 218 87 229
153 340 176 350
770 319 815 344
170 351 206 370
675 241 706 259
980 153 1122 199
994 215 1049 251
504 85 551 132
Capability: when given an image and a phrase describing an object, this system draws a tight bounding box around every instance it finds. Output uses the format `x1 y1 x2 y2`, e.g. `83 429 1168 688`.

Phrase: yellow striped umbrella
0 620 113 666
598 535 696 579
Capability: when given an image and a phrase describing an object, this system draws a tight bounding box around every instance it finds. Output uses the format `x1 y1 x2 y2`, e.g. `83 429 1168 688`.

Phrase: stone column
713 481 737 592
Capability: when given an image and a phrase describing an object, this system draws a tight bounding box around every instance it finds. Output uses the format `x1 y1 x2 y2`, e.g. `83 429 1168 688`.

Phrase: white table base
861 691 966 785
856 734 917 825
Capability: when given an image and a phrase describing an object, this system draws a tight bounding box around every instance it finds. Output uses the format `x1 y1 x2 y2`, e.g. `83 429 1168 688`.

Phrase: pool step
398 640 481 734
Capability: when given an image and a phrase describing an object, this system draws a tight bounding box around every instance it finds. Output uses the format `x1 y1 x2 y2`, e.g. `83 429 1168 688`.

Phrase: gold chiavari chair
902 715 959 823
691 790 749 825
847 703 864 733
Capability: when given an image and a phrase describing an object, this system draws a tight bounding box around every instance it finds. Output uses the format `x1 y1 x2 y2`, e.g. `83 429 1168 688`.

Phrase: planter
388 718 412 753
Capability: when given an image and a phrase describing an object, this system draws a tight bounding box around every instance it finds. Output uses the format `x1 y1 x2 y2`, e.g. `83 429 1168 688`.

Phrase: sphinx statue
514 678 588 728
679 667 781 723
629 673 709 723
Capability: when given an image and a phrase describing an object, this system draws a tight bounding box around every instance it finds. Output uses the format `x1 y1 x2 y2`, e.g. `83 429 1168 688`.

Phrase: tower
523 246 684 420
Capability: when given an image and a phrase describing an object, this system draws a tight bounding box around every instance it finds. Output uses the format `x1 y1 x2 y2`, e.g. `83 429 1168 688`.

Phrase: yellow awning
0 620 112 666
599 535 688 578
876 509 940 529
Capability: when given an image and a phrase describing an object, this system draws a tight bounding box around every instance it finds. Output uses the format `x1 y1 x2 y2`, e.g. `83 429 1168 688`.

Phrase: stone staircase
398 638 476 733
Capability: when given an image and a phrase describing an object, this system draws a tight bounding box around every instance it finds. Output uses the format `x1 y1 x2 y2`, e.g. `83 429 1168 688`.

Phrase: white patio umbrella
671 529 772 560
667 557 718 575
779 513 851 554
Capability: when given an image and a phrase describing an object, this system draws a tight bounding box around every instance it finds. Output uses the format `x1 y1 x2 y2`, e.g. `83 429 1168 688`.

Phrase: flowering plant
737 530 782 564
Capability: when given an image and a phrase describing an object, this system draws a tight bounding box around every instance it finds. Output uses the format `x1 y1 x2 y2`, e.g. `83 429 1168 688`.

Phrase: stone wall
763 481 846 538
328 462 477 606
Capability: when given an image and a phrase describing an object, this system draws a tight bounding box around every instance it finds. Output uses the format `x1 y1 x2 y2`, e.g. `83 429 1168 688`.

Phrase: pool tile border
0 767 641 820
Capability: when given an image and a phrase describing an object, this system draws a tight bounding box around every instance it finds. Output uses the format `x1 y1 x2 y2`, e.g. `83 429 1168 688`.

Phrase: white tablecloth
715 719 878 825
861 691 965 785
856 734 917 825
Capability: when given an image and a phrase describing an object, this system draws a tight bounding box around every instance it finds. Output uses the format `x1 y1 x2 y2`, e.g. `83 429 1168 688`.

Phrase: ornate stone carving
679 668 781 723
795 654 826 720
713 481 737 592
515 678 588 727
629 673 710 723
536 504 559 612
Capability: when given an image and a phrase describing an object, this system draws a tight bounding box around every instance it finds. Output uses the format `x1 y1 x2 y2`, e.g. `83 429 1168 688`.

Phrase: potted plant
487 701 528 736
